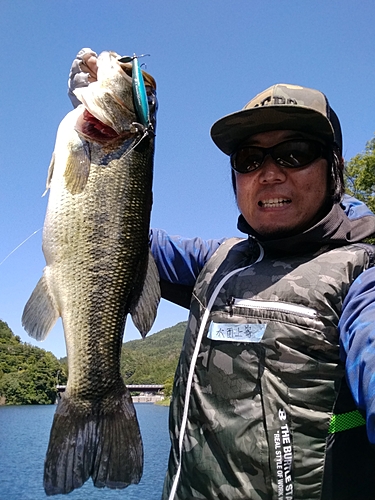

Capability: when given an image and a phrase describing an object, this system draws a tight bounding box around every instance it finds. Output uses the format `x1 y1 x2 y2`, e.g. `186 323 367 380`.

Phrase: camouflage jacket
162 236 375 500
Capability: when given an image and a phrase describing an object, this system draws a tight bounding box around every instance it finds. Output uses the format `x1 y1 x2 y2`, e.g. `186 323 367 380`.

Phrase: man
70 51 375 499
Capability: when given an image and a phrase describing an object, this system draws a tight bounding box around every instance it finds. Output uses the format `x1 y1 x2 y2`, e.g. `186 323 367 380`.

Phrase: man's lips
258 198 292 208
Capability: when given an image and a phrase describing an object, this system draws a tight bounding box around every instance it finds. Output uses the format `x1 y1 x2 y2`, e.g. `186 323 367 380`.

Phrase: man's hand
80 52 98 82
68 48 98 108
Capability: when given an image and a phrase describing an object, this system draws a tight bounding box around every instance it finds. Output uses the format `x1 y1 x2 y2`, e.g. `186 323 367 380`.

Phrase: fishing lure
118 54 151 129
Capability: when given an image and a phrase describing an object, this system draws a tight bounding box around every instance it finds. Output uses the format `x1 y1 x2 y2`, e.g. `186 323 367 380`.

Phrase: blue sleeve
341 194 375 220
339 267 375 443
150 228 224 287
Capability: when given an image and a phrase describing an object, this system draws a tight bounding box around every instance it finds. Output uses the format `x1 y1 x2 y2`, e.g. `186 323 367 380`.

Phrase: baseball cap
210 83 342 156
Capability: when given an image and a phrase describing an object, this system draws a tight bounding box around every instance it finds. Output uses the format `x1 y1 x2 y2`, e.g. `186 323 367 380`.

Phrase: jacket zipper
228 296 318 318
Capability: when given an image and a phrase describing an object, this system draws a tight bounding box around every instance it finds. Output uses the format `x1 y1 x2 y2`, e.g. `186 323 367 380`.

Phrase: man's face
234 130 330 237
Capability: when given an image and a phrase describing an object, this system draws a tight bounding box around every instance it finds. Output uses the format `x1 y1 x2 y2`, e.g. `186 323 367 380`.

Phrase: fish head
74 51 157 145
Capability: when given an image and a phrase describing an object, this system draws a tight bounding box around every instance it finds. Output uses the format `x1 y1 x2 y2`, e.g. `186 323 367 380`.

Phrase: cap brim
210 106 335 156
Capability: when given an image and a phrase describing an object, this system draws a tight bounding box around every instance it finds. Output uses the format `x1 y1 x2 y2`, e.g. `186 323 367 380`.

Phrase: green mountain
0 319 67 405
0 319 186 404
121 322 186 385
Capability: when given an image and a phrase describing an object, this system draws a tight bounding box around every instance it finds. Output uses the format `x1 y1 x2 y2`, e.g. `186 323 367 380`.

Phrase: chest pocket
204 295 343 403
208 298 318 343
202 296 343 418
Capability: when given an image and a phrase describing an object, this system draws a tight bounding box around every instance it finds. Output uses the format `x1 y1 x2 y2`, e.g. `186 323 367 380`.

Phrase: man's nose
258 155 287 183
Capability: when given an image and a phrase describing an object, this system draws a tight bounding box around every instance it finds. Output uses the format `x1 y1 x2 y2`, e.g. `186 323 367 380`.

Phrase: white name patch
207 321 267 343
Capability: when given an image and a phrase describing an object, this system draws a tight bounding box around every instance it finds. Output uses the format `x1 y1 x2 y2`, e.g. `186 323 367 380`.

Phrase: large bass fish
22 51 160 495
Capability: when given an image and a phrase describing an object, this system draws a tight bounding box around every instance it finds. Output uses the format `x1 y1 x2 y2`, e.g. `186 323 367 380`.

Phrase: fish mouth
79 109 126 143
74 51 157 144
258 198 291 208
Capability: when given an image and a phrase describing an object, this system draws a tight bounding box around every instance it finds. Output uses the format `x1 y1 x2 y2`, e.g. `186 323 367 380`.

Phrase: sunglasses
230 139 326 174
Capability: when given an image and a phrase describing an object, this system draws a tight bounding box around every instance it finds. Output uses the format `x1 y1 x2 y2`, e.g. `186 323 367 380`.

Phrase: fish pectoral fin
130 251 161 338
43 152 55 196
22 273 60 341
64 140 91 194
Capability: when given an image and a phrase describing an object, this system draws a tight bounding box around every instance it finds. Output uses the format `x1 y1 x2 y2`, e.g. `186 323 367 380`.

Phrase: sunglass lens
275 141 322 168
232 147 264 173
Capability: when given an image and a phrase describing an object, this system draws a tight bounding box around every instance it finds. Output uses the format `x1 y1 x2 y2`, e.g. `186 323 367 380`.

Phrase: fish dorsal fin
64 140 91 195
130 251 161 338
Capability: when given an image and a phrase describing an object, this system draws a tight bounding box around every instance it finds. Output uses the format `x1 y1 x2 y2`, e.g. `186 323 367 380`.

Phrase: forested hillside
0 319 67 405
121 321 186 385
0 319 186 405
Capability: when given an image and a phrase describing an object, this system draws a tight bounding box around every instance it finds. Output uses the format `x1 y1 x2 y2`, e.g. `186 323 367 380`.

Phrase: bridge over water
56 384 165 403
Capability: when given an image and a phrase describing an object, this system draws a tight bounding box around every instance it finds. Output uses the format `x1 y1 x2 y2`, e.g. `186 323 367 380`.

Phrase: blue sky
1 1 375 359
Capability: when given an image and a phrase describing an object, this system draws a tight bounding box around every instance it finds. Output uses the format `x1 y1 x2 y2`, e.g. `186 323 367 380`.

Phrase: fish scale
46 148 152 387
22 51 160 495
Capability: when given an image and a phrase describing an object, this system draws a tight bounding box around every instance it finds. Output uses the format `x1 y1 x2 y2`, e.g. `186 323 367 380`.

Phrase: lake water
0 404 170 500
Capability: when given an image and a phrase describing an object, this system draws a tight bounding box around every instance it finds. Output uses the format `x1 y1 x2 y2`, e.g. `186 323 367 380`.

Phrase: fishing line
0 228 42 267
123 127 153 158
0 130 150 268
167 240 265 500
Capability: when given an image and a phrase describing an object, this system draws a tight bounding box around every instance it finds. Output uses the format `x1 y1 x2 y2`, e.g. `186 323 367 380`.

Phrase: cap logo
253 95 298 107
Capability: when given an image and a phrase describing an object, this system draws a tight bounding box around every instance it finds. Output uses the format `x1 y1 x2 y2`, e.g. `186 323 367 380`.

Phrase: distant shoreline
0 398 171 407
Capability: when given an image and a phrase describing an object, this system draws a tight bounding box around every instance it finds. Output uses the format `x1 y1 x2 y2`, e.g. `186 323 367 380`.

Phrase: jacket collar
238 199 375 255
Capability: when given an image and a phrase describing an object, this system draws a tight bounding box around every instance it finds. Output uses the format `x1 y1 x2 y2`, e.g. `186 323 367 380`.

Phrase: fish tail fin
44 387 143 496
